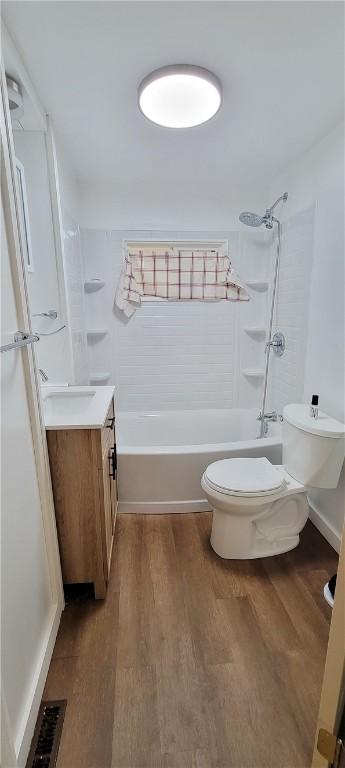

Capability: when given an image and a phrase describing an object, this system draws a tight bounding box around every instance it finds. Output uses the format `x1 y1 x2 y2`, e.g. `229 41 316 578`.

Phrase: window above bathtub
124 239 229 303
115 239 249 317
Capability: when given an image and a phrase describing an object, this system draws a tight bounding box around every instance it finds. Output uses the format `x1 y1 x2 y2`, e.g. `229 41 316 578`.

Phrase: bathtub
116 408 282 514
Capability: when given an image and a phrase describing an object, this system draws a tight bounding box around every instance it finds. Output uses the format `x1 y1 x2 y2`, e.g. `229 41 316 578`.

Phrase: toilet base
209 491 309 560
210 526 300 559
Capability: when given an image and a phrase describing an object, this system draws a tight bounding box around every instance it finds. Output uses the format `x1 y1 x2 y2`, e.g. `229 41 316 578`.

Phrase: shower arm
266 193 288 217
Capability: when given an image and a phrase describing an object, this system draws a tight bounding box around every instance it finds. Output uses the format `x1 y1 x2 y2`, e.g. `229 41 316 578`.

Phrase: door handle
108 447 116 480
106 416 115 430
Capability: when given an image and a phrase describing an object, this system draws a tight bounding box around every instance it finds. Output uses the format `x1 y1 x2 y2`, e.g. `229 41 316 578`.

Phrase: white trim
15 605 61 765
45 119 75 383
1 690 17 768
118 499 211 514
308 497 341 554
14 157 34 272
124 238 228 251
1 61 64 766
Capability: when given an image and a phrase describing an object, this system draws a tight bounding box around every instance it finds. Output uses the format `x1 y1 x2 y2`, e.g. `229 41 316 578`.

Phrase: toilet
201 404 345 559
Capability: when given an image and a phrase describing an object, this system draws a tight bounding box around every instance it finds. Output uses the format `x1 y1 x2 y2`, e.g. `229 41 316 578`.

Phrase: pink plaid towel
115 247 249 317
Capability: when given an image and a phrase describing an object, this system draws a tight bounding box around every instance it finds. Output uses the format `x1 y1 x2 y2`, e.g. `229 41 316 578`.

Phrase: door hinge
317 728 344 767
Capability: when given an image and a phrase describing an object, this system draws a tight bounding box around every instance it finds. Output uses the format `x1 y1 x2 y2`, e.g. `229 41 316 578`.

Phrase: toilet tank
283 404 345 488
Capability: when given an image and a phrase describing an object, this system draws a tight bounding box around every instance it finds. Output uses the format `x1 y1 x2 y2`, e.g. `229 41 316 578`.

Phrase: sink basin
44 390 96 419
42 385 115 430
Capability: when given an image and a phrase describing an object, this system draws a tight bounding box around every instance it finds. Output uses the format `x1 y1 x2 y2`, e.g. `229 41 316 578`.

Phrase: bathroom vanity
43 386 117 598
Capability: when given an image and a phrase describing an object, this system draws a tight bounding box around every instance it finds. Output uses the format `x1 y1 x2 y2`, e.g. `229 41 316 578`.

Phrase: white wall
13 130 73 383
13 130 87 385
82 228 271 411
269 122 345 549
54 133 88 384
61 207 89 385
56 138 81 224
270 123 344 221
267 205 315 414
78 182 268 232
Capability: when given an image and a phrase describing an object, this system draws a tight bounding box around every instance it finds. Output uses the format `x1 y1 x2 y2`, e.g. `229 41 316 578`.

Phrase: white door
1 67 63 767
312 526 345 767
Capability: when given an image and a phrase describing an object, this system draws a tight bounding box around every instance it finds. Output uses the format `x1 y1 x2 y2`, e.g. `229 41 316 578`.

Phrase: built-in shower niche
83 274 111 385
237 231 270 407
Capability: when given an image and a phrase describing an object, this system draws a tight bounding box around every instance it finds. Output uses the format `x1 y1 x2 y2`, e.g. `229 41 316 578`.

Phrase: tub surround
82 229 271 412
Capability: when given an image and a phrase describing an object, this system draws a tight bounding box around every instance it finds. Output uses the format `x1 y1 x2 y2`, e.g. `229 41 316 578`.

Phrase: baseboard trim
118 499 211 514
308 498 341 554
15 602 62 767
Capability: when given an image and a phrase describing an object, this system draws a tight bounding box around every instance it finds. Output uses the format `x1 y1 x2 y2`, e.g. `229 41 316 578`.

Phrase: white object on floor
202 403 345 560
323 582 334 608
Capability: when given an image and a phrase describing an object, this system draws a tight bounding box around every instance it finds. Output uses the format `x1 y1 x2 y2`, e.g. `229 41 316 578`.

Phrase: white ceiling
2 1 344 225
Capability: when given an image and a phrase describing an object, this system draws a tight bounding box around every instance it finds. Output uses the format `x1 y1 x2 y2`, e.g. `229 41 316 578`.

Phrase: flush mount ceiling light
138 65 222 128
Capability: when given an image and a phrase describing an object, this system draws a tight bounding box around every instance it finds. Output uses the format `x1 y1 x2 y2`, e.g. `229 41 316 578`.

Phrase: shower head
239 192 288 229
239 211 265 227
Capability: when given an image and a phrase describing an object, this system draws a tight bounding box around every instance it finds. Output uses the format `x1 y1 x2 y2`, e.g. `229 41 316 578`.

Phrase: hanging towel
115 246 249 317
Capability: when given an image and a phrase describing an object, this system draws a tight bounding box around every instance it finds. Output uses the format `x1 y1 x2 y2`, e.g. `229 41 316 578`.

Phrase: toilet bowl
202 458 308 558
202 404 345 560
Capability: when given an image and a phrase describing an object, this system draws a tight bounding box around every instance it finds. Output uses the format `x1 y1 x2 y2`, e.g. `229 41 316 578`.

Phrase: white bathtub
117 408 282 514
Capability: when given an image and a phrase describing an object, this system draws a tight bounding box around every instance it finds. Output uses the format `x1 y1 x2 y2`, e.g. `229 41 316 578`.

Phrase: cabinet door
109 445 118 533
101 445 114 578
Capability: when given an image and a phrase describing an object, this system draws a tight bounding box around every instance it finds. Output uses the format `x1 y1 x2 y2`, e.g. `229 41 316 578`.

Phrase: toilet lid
204 457 286 496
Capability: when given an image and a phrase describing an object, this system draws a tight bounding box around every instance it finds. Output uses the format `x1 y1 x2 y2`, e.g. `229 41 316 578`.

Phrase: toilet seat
204 457 287 497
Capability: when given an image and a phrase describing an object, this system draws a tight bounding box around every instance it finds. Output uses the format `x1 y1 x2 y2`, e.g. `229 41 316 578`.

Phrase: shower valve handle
265 331 285 357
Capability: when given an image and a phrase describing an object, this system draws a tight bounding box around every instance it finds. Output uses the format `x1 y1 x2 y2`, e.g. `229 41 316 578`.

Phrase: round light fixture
138 65 222 128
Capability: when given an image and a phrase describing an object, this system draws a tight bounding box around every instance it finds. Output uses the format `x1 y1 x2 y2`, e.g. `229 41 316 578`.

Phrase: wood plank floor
44 514 338 768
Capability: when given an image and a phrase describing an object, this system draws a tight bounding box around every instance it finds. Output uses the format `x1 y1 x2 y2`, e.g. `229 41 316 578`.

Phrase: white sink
42 385 115 430
44 390 97 419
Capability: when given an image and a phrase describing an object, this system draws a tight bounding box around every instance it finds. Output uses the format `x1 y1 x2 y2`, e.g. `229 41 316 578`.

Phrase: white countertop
42 385 115 430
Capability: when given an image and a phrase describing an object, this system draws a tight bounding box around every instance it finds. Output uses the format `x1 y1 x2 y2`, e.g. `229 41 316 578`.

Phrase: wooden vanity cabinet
46 398 117 598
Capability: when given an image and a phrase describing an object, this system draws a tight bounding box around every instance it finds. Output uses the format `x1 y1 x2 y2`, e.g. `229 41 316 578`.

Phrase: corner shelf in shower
84 279 105 293
245 280 269 291
87 329 108 341
89 372 111 385
243 326 266 337
242 368 265 378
